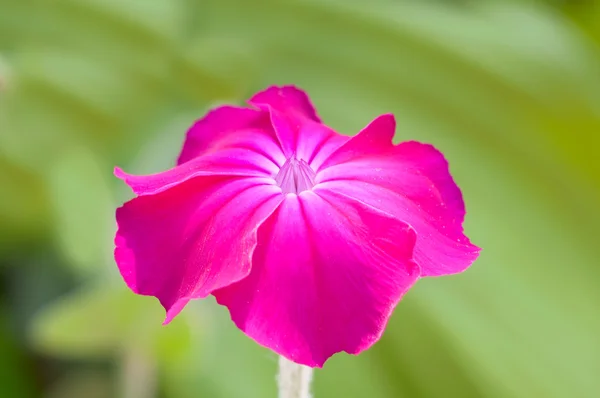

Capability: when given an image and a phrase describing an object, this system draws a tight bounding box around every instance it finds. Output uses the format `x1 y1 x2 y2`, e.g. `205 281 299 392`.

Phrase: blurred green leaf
47 146 114 273
0 157 50 250
30 285 137 358
29 283 197 362
0 311 36 398
46 371 113 398
174 37 259 105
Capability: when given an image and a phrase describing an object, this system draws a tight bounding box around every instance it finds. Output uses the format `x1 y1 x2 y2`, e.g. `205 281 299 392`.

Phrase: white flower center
274 155 316 194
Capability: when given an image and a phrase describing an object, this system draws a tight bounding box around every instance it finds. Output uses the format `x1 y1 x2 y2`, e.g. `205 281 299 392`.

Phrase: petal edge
214 189 420 367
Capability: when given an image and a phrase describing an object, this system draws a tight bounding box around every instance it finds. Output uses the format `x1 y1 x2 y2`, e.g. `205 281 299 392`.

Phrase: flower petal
316 113 396 171
116 105 286 197
249 85 321 123
249 86 323 158
115 176 283 324
317 114 480 276
297 121 349 170
116 130 283 197
213 189 419 367
177 105 284 167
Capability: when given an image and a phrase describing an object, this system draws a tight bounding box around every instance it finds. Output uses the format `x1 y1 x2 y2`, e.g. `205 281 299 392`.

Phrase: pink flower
115 86 480 367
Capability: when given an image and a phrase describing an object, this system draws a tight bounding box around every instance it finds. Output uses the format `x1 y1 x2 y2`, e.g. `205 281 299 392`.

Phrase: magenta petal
249 85 321 123
118 104 286 197
318 115 480 276
297 122 349 171
177 106 283 166
213 189 419 367
249 86 323 158
115 176 283 323
115 140 281 196
317 113 395 171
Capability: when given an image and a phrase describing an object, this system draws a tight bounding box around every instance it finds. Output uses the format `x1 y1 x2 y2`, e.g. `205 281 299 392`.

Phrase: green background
1 0 599 397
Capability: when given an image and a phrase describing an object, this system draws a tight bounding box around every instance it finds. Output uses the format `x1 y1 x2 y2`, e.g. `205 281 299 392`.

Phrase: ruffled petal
177 106 284 167
116 104 286 197
115 176 283 324
317 114 480 276
116 133 282 197
317 114 396 171
213 189 419 367
298 121 349 171
249 85 321 123
249 86 324 158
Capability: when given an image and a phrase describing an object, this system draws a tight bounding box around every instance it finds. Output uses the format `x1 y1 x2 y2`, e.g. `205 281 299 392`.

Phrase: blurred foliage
1 0 599 397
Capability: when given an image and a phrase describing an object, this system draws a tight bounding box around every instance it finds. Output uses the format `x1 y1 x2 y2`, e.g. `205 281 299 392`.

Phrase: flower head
115 86 480 367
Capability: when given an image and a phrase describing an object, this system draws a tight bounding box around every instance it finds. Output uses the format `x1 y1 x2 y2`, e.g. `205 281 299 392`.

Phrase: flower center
274 155 316 194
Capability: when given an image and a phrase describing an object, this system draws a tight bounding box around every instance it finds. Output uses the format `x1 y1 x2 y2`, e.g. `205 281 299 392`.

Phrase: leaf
47 145 114 273
46 371 113 398
0 156 49 251
28 282 198 362
0 311 37 398
174 37 259 105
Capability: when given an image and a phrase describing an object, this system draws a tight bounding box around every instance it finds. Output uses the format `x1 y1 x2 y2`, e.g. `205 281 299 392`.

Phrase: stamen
274 155 316 194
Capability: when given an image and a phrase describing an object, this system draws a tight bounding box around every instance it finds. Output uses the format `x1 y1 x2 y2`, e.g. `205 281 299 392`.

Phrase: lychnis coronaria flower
115 86 480 367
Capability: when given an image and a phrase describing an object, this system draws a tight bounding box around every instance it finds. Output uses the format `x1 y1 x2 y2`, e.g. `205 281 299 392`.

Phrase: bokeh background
1 0 599 397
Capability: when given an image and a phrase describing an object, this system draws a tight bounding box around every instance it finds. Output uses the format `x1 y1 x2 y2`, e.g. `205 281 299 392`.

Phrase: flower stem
277 356 313 398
